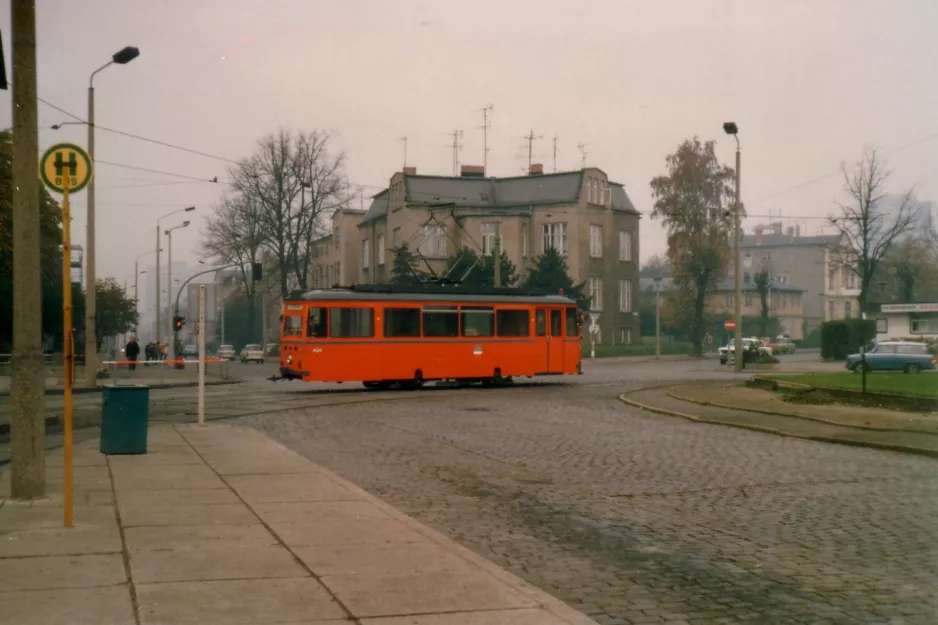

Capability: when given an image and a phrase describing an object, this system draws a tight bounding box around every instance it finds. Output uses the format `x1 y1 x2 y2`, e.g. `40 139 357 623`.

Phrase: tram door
536 308 565 373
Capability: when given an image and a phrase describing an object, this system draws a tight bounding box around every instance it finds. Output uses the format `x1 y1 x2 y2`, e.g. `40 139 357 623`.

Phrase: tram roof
293 286 577 306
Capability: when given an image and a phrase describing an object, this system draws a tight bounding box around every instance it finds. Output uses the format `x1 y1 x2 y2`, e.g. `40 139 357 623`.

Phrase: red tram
278 284 582 388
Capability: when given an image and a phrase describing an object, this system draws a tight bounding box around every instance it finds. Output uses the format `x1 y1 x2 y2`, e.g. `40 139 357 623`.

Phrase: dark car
845 341 936 374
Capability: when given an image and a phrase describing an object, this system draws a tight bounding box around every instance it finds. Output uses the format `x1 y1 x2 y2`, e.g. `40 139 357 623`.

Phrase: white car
240 344 265 364
719 337 772 364
218 345 236 361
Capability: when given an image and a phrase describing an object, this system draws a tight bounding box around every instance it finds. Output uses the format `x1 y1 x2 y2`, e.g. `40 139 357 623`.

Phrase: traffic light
173 315 185 331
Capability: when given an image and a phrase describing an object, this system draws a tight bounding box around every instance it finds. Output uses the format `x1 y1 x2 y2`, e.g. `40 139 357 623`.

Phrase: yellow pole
61 175 74 528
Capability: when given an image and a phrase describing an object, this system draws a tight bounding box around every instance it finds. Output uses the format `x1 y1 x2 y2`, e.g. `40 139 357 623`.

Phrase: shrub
820 318 875 361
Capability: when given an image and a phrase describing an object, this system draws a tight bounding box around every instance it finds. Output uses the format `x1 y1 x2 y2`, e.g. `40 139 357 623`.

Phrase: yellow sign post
39 142 93 528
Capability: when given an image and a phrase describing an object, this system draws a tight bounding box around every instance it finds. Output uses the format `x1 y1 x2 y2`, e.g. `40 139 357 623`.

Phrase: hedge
820 318 876 361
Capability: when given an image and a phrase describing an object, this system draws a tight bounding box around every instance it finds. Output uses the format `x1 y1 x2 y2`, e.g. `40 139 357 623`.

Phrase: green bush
820 318 876 361
799 326 822 349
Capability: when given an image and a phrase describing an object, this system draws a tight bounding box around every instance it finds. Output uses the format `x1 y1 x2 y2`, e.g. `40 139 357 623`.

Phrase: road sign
39 142 93 194
724 319 737 332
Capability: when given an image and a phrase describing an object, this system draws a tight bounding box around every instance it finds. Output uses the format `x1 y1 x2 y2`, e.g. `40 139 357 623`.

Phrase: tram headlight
286 354 293 365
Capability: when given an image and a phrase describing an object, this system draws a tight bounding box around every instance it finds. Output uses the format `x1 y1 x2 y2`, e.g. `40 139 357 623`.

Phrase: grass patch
582 342 692 358
765 373 938 398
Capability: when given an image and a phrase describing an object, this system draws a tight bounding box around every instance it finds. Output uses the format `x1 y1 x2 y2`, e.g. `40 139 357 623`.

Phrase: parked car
767 336 796 355
719 337 772 365
240 344 265 364
845 341 936 374
217 344 236 361
182 344 198 358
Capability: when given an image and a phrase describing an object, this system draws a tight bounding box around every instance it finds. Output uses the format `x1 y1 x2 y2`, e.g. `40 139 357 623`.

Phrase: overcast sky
2 0 936 285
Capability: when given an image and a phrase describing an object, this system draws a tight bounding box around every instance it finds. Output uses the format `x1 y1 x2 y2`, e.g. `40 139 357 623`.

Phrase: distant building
740 222 856 331
311 164 642 344
640 276 807 340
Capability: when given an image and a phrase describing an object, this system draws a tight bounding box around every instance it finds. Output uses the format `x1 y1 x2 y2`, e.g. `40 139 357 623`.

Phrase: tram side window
461 306 494 337
307 307 328 338
495 309 529 336
384 307 421 337
283 315 303 337
550 309 563 337
565 307 579 337
330 307 374 337
423 306 459 337
535 310 547 336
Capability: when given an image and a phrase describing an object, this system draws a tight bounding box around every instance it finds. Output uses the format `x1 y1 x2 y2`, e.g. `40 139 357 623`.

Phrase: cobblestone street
238 361 938 625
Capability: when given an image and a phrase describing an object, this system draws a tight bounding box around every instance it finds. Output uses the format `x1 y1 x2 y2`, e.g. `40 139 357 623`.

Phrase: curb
749 375 938 411
619 388 938 460
665 388 938 436
0 378 240 398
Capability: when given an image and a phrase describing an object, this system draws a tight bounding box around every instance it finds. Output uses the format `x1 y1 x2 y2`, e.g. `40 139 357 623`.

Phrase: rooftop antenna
477 104 493 173
552 133 559 172
399 136 408 168
577 143 589 168
523 129 543 169
450 129 464 176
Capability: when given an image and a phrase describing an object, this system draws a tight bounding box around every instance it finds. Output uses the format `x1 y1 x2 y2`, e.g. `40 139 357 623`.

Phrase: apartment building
740 222 858 330
641 276 807 339
311 164 642 344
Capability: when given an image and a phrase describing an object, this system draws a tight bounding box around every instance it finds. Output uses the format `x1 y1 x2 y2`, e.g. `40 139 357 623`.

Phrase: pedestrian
125 336 140 372
144 342 155 365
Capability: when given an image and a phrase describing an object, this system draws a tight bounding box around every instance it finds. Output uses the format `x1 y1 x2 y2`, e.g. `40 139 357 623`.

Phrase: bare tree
229 130 347 299
830 147 920 313
753 269 771 336
202 194 264 337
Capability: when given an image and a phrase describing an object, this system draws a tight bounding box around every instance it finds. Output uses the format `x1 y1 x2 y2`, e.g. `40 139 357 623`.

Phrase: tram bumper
279 365 308 380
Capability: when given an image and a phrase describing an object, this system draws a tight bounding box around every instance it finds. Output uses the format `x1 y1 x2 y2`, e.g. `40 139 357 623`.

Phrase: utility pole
10 0 46 499
552 133 558 172
399 136 407 169
523 129 542 169
478 104 493 173
451 129 463 175
493 222 502 287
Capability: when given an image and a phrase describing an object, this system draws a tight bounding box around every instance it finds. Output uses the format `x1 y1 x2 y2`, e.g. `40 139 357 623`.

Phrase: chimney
460 164 485 178
755 225 764 245
528 163 544 176
403 166 416 176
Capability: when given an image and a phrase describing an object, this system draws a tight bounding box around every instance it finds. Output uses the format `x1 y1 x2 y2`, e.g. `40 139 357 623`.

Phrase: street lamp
84 45 140 387
723 121 743 372
654 276 662 359
165 221 190 362
134 249 160 333
155 206 195 347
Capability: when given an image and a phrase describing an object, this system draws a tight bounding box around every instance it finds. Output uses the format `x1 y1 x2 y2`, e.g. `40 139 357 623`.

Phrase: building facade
311 164 642 344
740 223 858 331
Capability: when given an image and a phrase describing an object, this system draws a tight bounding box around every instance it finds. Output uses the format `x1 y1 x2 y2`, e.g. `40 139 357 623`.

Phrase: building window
724 293 733 308
910 316 938 333
828 300 836 320
844 267 855 289
521 222 529 257
377 233 385 266
876 316 887 333
619 279 632 312
480 222 501 256
744 292 753 307
419 224 446 258
542 222 568 255
362 240 370 269
619 230 632 262
844 301 852 318
392 227 401 246
588 276 603 311
589 224 602 258
828 267 836 291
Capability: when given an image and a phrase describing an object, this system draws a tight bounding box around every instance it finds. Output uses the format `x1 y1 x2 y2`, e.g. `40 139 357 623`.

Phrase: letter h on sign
55 151 78 177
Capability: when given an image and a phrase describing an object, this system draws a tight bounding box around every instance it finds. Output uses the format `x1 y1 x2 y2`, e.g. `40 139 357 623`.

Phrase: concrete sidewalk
0 424 596 625
622 382 938 458
0 371 238 396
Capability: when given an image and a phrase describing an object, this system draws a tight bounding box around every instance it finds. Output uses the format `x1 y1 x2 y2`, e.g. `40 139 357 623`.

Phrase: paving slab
0 586 135 625
322 567 539 617
129 543 307 583
119 501 259 527
0 553 126 591
360 608 578 625
0 500 116 530
294 540 474 576
123 523 277 551
111 463 226 491
117 486 237 508
0 522 121 557
253 500 395 524
226 472 357 503
266 516 427 546
135 577 347 625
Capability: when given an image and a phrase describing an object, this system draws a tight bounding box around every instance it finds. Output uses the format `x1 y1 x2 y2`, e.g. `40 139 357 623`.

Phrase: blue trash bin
100 384 150 455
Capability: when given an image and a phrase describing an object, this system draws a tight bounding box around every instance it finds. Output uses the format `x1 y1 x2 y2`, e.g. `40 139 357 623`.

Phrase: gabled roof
359 169 639 225
741 234 841 248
